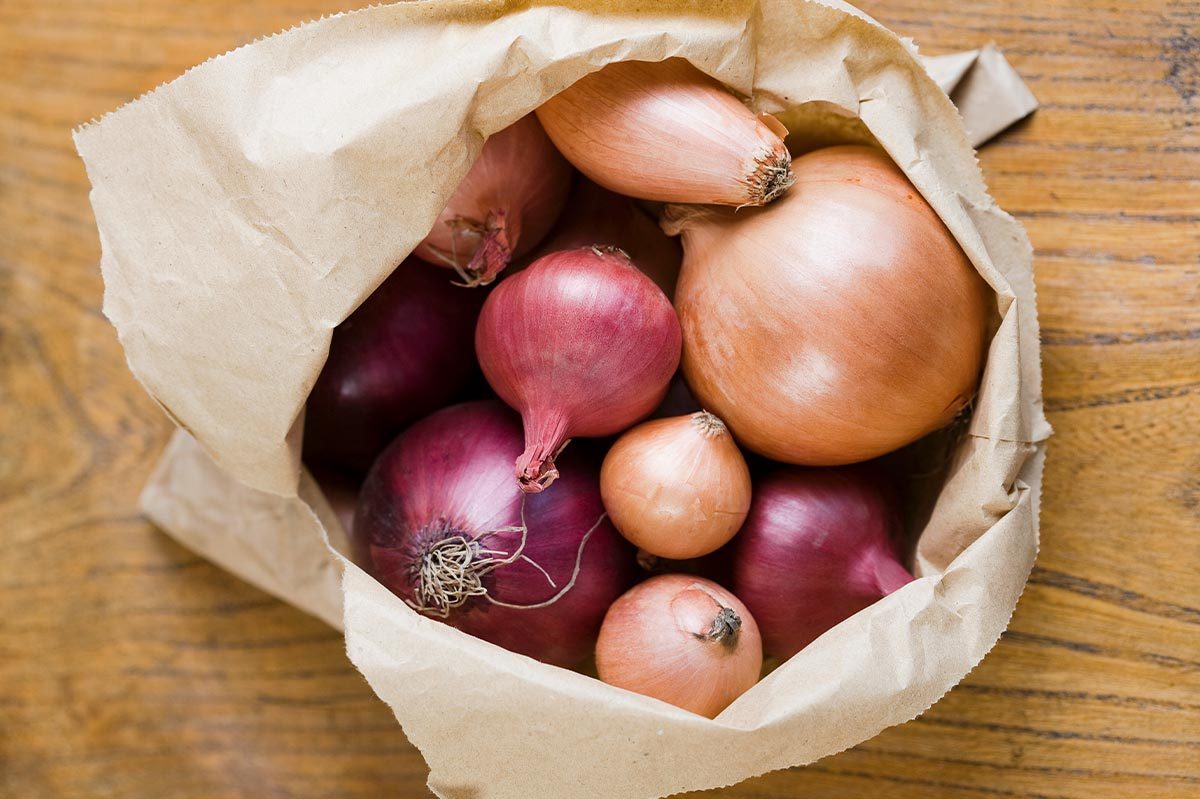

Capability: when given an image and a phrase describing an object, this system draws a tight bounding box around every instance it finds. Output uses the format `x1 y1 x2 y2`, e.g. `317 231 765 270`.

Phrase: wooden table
2 1 1197 796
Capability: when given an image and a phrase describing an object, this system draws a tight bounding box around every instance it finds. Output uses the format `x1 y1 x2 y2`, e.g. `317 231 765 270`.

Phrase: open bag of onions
79 1 1050 797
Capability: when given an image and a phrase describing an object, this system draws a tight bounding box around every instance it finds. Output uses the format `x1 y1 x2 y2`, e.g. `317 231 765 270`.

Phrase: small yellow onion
595 575 762 718
600 411 751 559
536 58 792 207
665 145 992 465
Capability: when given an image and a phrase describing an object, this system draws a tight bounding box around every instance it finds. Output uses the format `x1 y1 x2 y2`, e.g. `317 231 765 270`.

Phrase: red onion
303 258 482 475
354 400 635 668
475 247 681 493
731 467 915 660
412 114 572 286
528 178 682 297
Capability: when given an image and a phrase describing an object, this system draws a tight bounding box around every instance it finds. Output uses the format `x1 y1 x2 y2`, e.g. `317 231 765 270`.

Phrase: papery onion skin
526 178 682 297
354 401 635 668
475 247 681 493
730 466 914 660
413 114 572 286
667 145 992 465
596 574 762 718
536 59 792 207
601 412 751 559
304 258 483 475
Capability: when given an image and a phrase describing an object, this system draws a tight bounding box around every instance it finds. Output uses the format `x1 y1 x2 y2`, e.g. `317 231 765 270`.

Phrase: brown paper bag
77 2 1050 796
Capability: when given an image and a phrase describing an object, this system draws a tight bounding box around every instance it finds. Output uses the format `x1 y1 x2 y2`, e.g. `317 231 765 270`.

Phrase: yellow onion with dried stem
536 59 792 207
601 411 751 559
595 574 762 718
665 145 993 466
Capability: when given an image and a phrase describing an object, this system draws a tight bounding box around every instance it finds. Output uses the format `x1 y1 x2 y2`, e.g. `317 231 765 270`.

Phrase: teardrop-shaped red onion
412 114 573 286
475 247 681 493
304 258 483 475
731 466 914 660
354 400 635 668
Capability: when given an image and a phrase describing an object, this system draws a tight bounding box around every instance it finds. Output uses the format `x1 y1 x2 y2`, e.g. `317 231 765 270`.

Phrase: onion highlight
355 401 635 668
731 466 914 660
413 114 572 286
596 574 762 718
537 59 792 206
476 246 681 492
666 145 992 465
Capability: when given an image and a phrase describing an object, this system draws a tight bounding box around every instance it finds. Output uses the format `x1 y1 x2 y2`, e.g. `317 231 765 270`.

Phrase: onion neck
704 606 742 649
461 209 513 287
746 145 794 205
515 410 569 493
690 410 728 439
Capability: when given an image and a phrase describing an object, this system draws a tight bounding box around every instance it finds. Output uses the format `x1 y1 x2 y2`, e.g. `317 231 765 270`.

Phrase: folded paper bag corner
89 1 1047 796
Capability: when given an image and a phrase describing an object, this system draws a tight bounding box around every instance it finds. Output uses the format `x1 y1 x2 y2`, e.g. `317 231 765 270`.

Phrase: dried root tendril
406 497 607 617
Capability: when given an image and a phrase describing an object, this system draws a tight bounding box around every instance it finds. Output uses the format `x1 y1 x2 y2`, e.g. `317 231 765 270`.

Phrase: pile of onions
536 59 793 207
413 114 572 286
666 145 992 465
354 401 634 668
476 246 681 492
731 466 914 660
304 258 483 474
601 411 751 559
596 575 762 718
528 178 682 297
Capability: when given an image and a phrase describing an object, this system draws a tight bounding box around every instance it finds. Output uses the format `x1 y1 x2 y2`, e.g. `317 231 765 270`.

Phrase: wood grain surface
2 1 1197 797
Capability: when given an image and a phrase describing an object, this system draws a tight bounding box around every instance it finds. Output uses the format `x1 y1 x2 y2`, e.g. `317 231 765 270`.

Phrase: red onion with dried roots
476 246 681 493
355 401 635 668
413 114 572 286
731 467 915 660
304 258 483 474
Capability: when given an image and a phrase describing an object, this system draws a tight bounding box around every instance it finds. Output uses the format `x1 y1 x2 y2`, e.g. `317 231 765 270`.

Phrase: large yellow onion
666 145 992 465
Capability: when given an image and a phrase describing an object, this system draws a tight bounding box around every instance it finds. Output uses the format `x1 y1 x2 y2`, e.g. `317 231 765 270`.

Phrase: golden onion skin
670 145 992 465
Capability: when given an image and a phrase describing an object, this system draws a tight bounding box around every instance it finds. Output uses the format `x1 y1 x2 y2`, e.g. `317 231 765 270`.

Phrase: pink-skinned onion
476 246 681 493
413 114 572 286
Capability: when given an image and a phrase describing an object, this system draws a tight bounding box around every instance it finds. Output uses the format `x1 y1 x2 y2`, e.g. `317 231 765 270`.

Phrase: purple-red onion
303 259 483 475
354 400 635 668
412 114 573 286
731 467 915 660
476 246 681 493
